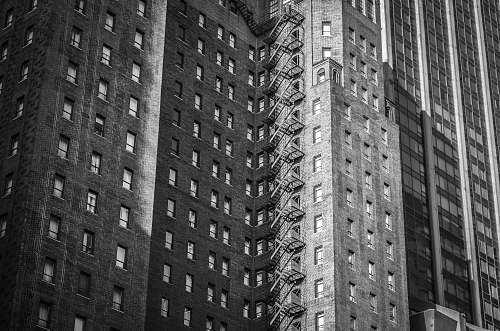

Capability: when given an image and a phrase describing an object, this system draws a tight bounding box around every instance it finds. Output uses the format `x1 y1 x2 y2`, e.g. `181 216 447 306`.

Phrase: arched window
317 68 326 83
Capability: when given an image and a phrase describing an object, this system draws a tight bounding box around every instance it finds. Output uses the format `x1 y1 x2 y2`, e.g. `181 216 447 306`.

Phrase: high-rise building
3 0 496 331
383 0 500 329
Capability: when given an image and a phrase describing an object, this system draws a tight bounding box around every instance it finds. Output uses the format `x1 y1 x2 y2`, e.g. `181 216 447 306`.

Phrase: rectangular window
222 258 229 276
367 230 374 249
38 302 51 328
90 151 101 174
74 315 86 331
119 205 129 228
348 250 355 269
57 135 69 158
314 214 323 233
48 215 60 240
346 188 353 206
134 30 144 49
322 21 331 36
67 61 78 83
314 246 324 265
228 85 234 100
167 198 176 218
192 149 200 167
313 126 322 143
82 230 94 254
188 209 197 228
211 191 218 208
112 286 124 311
208 252 216 269
349 282 356 302
53 174 64 198
315 278 324 298
86 190 97 213
116 245 127 269
43 257 56 283
369 261 376 280
71 27 82 48
104 12 115 32
198 13 206 28
313 184 323 203
189 179 198 197
316 312 325 331
217 25 224 40
137 0 146 16
184 307 192 326
228 58 235 74
185 273 193 292
165 231 173 249
77 271 90 296
101 44 112 65
345 158 352 176
385 212 393 230
98 79 108 100
161 298 169 317
229 33 236 47
132 62 141 82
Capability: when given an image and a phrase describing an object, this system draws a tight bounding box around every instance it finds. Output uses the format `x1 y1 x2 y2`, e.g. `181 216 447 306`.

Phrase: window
211 161 220 178
48 215 60 240
104 12 115 32
363 143 371 160
249 46 255 61
257 210 264 225
197 39 205 54
228 58 235 73
214 76 223 93
0 76 3 95
248 71 254 86
82 230 94 254
246 125 254 141
384 183 391 200
256 270 264 286
116 245 127 269
344 130 352 146
178 25 186 40
4 9 13 28
70 27 81 48
43 258 56 283
207 284 214 302
124 131 136 153
77 271 90 296
312 99 321 115
185 273 193 292
74 315 86 331
370 68 378 84
57 135 69 158
368 261 376 280
179 0 187 13
61 98 73 120
188 209 197 228
361 87 368 103
367 230 374 249
322 21 331 36
198 13 206 27
369 43 377 59
350 79 356 95
217 25 224 40
247 98 254 112
167 199 176 218
345 158 353 176
246 152 253 168
365 171 372 189
389 304 397 322
38 302 51 328
0 43 8 62
119 205 129 228
385 212 393 230
224 197 232 215
315 312 325 331
386 241 394 259
258 72 265 86
101 44 112 65
174 81 183 98
67 62 78 83
349 53 356 69
122 168 133 190
388 272 395 290
243 301 250 318
209 251 216 269
176 51 184 68
98 79 109 100
344 103 351 120
317 68 325 83
53 174 65 198
321 47 331 59
196 64 204 81
137 0 146 16
229 33 236 48
313 185 323 203
258 47 266 61
314 214 323 233
134 30 144 49
75 0 85 13
382 154 389 171
223 227 230 245
208 221 218 239
222 258 229 276
165 231 173 249
220 289 228 307
255 302 264 318
194 94 202 110
346 188 353 206
360 35 367 51
372 95 379 111
225 140 233 156
228 85 234 100
243 269 250 285
348 250 355 269
349 315 356 331
132 62 141 82
257 153 265 168
258 126 265 141
348 27 355 43
381 128 388 143
314 246 323 265
313 126 322 143
225 168 232 185
170 138 179 156
112 286 124 311
86 190 97 213
161 298 169 317
347 219 354 237
315 278 324 298
211 190 218 208
349 282 356 302
369 293 377 312
184 307 192 326
191 149 200 167
258 98 265 112
360 61 367 77
187 241 195 259
15 97 24 118
363 116 370 132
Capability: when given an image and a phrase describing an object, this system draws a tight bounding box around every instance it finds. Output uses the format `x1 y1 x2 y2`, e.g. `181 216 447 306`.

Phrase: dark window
78 271 91 296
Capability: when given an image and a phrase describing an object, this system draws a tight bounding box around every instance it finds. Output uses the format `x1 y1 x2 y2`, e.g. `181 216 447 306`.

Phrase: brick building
0 0 410 330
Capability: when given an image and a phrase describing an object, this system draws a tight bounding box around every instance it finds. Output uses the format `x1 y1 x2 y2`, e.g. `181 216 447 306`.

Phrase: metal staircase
264 2 306 331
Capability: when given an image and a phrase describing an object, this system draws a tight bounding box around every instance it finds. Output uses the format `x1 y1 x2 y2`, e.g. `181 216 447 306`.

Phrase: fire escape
263 3 306 331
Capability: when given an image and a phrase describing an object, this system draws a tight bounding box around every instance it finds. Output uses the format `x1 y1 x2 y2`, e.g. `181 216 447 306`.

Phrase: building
382 0 500 329
5 0 482 330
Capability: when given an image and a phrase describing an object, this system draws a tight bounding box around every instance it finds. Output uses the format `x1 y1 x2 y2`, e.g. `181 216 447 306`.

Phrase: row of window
37 302 88 331
161 298 229 330
314 304 397 331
